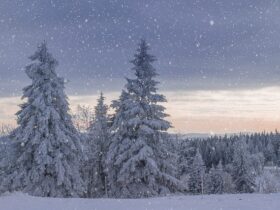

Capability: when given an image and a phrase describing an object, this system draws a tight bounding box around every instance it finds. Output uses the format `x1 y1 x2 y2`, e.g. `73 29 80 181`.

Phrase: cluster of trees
0 40 182 198
0 40 279 198
176 133 280 194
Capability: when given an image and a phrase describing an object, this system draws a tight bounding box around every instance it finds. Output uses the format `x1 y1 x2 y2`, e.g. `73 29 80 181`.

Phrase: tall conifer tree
232 139 256 193
85 93 110 197
107 40 181 198
0 42 84 197
188 149 206 194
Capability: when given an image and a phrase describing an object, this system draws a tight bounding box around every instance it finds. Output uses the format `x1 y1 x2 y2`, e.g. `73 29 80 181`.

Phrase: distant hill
170 132 252 140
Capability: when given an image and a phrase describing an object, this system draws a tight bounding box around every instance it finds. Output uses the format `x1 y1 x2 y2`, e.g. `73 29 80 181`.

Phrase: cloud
1 0 280 98
163 86 280 133
1 86 280 133
164 86 280 118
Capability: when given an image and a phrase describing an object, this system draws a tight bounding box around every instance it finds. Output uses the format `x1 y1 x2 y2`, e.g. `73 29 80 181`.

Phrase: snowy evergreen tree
264 139 276 164
255 170 280 193
222 170 235 193
205 161 225 194
178 139 197 178
232 139 256 193
188 149 206 194
250 153 265 176
85 93 110 197
107 40 182 198
0 42 84 197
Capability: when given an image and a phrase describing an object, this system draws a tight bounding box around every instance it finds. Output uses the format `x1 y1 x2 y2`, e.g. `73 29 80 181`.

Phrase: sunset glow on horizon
1 86 280 134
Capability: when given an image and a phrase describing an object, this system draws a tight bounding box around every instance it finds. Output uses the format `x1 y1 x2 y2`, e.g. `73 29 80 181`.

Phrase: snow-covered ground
0 192 279 210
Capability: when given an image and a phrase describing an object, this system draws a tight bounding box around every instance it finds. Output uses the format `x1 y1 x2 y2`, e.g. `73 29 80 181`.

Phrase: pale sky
1 1 280 133
1 86 280 134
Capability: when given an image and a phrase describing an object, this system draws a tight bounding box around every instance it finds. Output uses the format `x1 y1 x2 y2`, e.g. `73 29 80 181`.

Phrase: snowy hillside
0 193 279 210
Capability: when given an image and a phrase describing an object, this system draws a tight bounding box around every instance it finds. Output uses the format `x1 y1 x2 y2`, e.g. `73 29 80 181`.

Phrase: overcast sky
0 0 280 133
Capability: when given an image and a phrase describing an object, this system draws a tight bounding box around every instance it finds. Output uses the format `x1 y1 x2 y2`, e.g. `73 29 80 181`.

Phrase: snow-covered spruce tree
255 169 280 193
107 40 182 198
85 92 110 197
188 149 206 194
177 139 197 179
232 138 256 193
0 42 84 197
205 161 225 194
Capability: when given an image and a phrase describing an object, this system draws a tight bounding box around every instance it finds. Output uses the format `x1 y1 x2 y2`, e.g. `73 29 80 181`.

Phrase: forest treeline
0 40 279 198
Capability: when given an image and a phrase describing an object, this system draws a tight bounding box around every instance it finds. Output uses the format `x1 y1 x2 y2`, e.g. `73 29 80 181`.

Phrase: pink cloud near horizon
1 86 280 134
